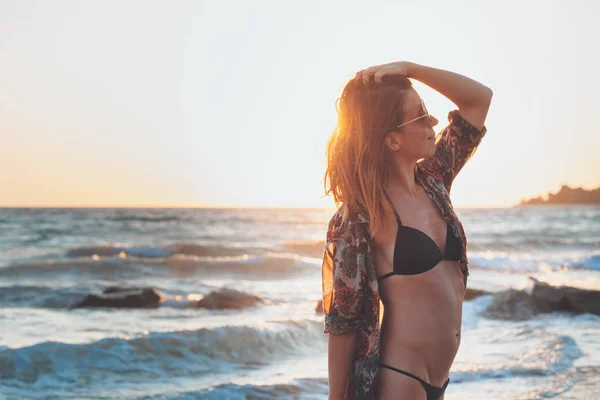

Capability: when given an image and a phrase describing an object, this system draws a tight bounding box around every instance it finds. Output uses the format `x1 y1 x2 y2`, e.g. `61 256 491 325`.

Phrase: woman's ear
384 132 402 151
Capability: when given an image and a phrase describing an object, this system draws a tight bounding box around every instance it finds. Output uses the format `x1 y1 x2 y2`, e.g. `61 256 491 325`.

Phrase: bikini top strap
383 190 403 225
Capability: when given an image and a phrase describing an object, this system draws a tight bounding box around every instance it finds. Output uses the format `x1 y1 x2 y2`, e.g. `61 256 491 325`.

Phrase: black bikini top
377 194 462 282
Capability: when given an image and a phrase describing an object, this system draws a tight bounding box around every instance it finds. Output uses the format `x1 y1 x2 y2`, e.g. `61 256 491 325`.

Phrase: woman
321 61 492 400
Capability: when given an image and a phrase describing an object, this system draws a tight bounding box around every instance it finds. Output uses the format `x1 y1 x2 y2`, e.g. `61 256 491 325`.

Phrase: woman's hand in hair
355 61 414 84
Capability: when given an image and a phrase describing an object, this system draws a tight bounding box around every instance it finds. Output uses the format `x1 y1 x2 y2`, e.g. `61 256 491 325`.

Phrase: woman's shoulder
327 204 369 241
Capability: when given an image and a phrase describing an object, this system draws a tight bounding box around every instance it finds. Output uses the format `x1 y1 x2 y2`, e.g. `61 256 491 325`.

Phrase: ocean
0 205 598 399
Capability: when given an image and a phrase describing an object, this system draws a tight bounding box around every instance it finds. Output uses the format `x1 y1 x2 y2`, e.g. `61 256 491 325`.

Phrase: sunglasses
387 102 431 132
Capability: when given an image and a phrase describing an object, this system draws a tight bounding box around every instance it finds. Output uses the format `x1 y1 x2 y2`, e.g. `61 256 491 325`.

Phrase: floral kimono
321 109 488 399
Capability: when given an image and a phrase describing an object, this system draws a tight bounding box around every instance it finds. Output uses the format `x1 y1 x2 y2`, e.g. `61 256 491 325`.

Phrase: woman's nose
430 115 439 127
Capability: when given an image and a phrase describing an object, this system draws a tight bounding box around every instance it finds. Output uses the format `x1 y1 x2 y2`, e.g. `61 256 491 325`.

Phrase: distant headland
518 184 600 205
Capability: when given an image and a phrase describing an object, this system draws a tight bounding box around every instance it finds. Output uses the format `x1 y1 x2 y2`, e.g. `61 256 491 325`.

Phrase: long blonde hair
323 75 414 238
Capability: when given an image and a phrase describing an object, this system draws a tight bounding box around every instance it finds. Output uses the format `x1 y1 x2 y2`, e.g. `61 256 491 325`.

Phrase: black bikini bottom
379 363 450 400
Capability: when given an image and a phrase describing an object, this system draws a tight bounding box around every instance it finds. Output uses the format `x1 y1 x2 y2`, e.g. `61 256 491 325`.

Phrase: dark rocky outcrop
530 278 600 316
484 278 600 320
69 286 163 309
192 288 265 310
519 184 600 205
484 288 552 321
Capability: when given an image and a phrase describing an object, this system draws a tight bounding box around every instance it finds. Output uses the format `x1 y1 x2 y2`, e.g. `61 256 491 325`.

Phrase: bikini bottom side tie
379 363 450 400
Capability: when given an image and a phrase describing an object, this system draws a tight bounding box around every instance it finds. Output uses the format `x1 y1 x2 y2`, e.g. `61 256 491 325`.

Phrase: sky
0 0 598 209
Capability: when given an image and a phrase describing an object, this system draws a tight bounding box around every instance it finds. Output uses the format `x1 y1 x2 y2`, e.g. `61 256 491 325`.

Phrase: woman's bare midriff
378 260 465 389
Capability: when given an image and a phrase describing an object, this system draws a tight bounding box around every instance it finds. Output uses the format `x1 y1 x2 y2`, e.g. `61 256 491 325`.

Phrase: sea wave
461 295 494 329
65 243 256 259
0 284 97 308
107 215 183 223
281 240 325 258
451 335 582 383
0 319 325 385
468 249 600 272
0 252 318 280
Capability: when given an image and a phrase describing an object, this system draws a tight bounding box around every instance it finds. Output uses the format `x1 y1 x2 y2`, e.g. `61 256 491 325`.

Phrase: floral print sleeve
322 215 365 335
420 109 487 191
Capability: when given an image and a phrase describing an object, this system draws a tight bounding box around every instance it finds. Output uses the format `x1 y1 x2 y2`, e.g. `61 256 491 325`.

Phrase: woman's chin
426 144 437 157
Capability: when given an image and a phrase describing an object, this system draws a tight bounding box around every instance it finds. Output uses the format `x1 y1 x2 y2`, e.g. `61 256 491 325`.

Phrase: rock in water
69 287 163 309
483 279 600 321
483 288 552 321
193 288 264 310
531 278 600 316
